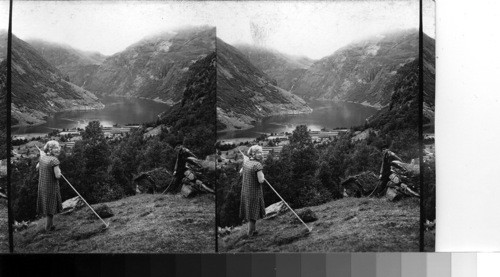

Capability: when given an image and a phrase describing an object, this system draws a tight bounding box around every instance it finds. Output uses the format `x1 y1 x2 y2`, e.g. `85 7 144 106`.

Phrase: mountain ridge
292 29 420 108
10 35 104 126
233 43 315 91
83 26 216 104
217 38 312 131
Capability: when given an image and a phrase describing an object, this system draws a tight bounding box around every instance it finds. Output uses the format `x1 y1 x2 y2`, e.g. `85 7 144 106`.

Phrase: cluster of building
11 125 140 161
218 129 348 166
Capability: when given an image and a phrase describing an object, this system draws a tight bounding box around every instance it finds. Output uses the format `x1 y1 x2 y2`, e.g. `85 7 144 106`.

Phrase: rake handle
264 180 312 232
36 145 109 228
61 175 109 228
238 148 312 232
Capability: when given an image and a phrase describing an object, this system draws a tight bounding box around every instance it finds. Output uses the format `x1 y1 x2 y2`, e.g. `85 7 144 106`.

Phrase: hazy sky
0 1 9 32
13 1 218 55
12 1 434 59
215 1 433 59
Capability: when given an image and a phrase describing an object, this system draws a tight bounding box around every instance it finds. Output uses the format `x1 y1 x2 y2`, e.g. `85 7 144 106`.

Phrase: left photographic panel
0 0 10 253
10 1 216 253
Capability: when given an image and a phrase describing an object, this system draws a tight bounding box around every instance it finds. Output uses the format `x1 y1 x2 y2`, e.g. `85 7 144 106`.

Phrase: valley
9 26 216 131
217 29 428 139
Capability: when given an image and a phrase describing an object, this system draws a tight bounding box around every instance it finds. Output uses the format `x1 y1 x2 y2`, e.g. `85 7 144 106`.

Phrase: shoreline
11 95 172 134
11 103 107 130
314 98 385 110
104 94 174 106
217 100 375 141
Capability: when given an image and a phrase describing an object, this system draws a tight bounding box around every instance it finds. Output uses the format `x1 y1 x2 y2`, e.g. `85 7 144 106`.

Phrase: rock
185 170 196 181
265 201 287 219
89 204 114 219
290 208 318 223
181 184 196 198
62 196 85 213
385 187 402 202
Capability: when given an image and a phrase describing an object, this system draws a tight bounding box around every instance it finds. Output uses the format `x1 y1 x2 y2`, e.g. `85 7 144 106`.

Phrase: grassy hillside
220 197 420 252
14 194 215 253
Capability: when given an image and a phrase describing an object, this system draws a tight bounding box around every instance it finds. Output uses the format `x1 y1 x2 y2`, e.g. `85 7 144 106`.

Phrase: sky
11 1 434 59
0 1 9 31
12 1 219 55
215 1 432 59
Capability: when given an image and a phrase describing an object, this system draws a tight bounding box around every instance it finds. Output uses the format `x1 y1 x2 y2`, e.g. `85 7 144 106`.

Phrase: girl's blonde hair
247 145 263 158
44 140 61 155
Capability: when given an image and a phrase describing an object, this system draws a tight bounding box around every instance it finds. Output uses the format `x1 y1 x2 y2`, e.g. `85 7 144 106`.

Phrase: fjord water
219 101 379 140
13 96 171 134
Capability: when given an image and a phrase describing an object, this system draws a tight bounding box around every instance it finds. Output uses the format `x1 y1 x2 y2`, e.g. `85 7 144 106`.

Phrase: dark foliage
160 52 216 158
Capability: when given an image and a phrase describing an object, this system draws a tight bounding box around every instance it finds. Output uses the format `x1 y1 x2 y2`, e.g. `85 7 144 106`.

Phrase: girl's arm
53 166 62 179
257 170 265 184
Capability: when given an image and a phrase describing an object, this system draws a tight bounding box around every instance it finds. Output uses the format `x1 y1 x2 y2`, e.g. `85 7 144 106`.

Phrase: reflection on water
13 96 171 135
218 101 378 140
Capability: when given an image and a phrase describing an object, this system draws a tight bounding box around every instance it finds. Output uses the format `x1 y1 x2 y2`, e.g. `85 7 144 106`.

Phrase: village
217 128 349 166
9 124 156 162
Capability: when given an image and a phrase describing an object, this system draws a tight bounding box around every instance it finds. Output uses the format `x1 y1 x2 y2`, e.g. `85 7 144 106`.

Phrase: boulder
185 170 196 181
181 184 197 198
265 201 287 219
62 196 85 213
385 187 402 202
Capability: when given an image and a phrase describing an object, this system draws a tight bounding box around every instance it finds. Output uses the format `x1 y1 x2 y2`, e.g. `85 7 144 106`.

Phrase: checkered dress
37 155 62 216
240 159 266 221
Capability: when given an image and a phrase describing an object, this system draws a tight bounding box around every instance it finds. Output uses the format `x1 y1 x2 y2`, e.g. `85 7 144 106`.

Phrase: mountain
0 59 6 159
422 34 436 129
84 26 215 104
234 44 314 91
217 38 312 131
367 33 435 132
293 29 419 108
10 35 104 126
159 51 216 157
26 39 107 87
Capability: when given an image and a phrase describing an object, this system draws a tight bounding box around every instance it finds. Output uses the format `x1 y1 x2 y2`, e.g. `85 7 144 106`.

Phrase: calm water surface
13 96 171 135
218 101 378 140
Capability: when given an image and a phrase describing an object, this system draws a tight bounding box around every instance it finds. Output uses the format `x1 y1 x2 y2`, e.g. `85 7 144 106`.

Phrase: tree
289 125 313 149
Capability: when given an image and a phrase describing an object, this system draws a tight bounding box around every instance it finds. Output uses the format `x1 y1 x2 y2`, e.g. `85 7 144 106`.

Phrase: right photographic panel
216 0 435 252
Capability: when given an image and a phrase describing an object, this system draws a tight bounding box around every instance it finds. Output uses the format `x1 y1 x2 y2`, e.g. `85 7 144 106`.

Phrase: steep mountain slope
26 39 106 87
217 38 311 131
368 34 435 131
0 59 6 160
293 29 419 108
0 32 7 160
84 26 215 104
10 35 104 126
422 34 436 128
234 44 314 91
159 51 216 157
